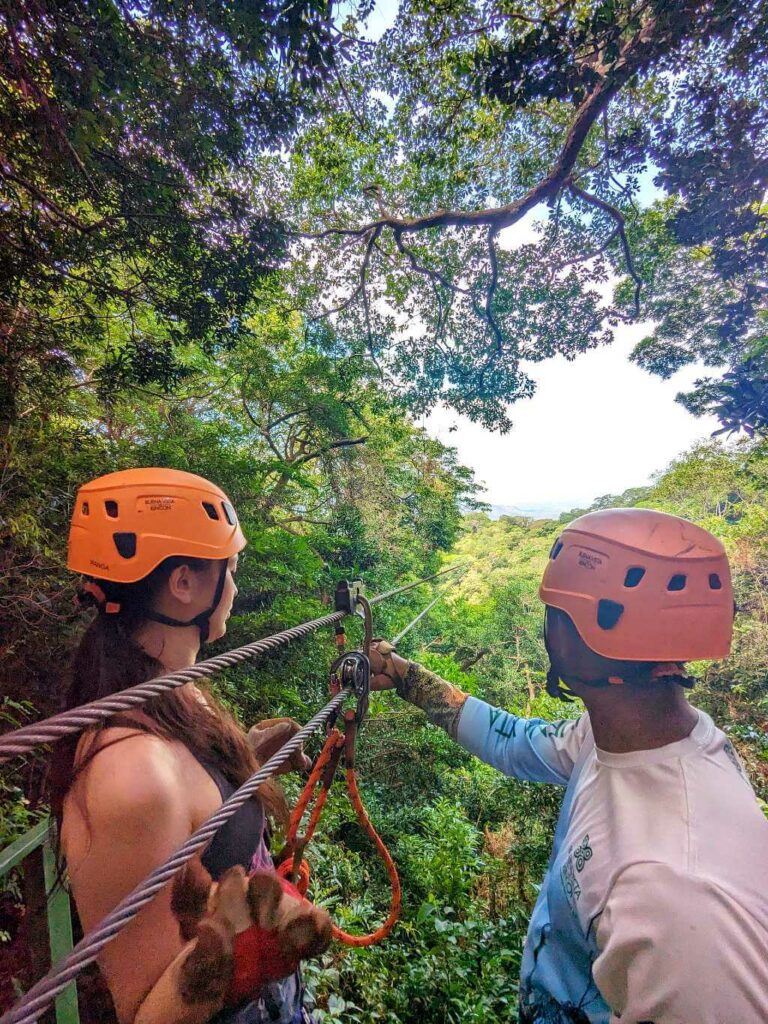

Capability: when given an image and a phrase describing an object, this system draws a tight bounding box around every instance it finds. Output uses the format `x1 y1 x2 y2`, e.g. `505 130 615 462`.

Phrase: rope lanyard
277 712 402 946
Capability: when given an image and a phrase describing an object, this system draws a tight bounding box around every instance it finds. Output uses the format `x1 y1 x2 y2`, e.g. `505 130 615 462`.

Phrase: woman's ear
167 564 195 606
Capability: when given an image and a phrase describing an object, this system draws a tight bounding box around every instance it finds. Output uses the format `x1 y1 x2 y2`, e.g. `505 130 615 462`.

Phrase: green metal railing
0 820 79 1024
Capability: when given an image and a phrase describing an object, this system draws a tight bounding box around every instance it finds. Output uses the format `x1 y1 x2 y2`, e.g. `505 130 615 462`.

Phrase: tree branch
333 65 369 134
568 180 642 313
392 228 470 295
297 6 671 245
294 436 368 467
484 227 503 353
0 166 110 234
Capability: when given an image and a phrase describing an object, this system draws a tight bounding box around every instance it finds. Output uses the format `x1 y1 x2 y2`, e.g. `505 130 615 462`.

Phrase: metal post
0 822 79 1024
41 843 78 1024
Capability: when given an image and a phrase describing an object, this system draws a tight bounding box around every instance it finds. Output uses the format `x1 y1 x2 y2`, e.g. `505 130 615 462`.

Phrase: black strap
145 561 228 644
544 612 609 702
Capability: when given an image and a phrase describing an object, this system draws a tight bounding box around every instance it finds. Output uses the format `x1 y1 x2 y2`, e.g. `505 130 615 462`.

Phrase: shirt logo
560 856 582 913
574 834 593 873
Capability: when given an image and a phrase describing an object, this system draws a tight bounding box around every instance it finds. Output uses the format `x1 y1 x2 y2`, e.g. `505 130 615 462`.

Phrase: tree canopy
279 0 767 429
0 0 338 424
3 0 766 436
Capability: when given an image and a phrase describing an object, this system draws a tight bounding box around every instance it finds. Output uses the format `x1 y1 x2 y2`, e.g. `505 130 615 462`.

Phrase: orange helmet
539 508 733 663
68 468 246 584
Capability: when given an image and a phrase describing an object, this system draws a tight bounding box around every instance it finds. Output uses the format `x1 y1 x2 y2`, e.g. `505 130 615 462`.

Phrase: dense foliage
1 1 767 1020
0 0 344 430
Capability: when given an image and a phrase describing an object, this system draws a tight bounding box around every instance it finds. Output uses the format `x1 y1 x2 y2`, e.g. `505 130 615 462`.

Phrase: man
370 508 768 1024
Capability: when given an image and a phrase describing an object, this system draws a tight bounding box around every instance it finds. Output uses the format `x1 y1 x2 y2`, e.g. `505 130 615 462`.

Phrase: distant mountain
489 502 582 521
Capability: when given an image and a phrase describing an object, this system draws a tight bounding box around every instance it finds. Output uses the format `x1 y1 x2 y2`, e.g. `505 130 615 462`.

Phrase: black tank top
194 760 306 1024
198 760 267 879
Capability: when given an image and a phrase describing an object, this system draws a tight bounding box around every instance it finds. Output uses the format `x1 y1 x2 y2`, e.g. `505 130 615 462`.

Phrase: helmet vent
667 574 687 592
222 501 237 526
623 567 645 588
81 501 90 515
549 539 563 560
709 573 723 590
597 599 624 630
202 502 220 520
113 532 137 559
104 500 119 519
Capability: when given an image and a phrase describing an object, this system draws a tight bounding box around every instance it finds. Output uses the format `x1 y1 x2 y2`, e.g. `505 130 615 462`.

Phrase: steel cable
0 565 466 765
0 611 346 764
0 689 350 1024
368 563 465 606
391 570 465 645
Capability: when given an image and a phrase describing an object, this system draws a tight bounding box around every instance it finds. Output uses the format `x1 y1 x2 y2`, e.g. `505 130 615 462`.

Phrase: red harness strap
277 710 401 947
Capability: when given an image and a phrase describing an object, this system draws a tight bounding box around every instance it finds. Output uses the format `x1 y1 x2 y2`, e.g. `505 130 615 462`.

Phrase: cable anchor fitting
334 579 364 615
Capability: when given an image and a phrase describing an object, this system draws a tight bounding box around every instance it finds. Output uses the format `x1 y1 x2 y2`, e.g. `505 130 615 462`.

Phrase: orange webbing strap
331 713 401 946
277 711 401 946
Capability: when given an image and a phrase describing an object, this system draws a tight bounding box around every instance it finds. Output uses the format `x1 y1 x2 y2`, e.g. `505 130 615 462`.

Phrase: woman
49 468 329 1024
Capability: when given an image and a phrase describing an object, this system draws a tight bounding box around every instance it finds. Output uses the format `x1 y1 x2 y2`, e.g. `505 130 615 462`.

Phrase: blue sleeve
456 698 590 784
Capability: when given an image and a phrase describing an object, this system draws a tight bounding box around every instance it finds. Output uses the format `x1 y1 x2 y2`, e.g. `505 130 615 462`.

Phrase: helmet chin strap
544 620 695 702
546 664 578 703
145 561 229 646
544 613 614 703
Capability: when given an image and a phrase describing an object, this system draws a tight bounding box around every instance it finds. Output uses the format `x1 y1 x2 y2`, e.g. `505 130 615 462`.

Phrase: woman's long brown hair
49 556 286 850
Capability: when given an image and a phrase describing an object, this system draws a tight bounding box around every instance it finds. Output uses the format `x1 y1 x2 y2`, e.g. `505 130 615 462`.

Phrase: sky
423 214 721 516
353 1 723 516
425 333 719 516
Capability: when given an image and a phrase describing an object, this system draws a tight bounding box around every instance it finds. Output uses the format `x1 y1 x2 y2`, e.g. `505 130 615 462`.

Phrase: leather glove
247 718 312 774
369 639 410 691
172 860 331 1008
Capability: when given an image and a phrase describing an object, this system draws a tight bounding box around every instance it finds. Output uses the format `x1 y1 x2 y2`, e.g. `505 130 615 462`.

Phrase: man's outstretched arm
377 646 589 784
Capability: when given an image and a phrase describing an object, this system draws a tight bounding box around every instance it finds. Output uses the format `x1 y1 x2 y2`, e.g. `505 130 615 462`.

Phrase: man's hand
369 639 410 691
247 718 312 773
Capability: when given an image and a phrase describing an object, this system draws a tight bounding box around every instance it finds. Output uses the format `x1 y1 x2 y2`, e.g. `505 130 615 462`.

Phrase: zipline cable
368 562 465 606
0 610 347 765
0 564 465 766
391 571 465 645
0 688 351 1024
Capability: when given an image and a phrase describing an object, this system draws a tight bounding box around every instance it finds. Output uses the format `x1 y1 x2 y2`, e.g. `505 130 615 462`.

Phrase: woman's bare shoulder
72 727 186 828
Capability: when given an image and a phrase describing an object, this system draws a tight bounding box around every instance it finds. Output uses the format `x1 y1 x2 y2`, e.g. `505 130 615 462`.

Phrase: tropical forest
1 1 766 1023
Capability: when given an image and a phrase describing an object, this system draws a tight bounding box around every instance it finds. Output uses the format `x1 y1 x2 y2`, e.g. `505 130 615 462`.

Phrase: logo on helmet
577 550 603 571
142 496 177 512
